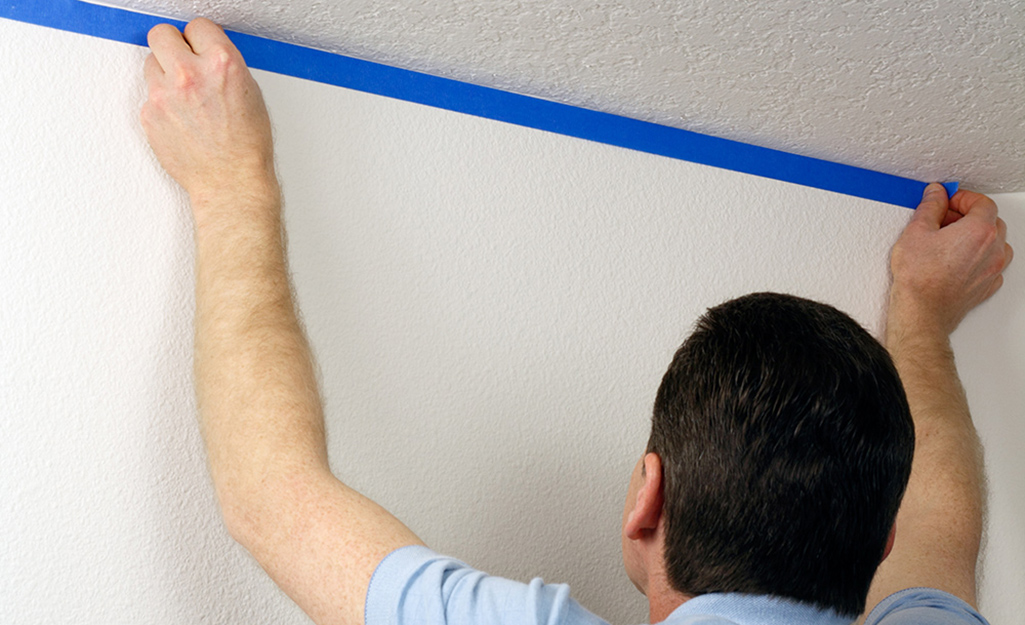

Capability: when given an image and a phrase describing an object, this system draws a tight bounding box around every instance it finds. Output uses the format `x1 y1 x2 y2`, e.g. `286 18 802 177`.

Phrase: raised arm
864 183 1012 614
141 19 422 625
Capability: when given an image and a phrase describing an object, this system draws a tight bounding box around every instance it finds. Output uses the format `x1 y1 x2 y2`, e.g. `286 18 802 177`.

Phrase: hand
141 19 278 220
888 183 1013 340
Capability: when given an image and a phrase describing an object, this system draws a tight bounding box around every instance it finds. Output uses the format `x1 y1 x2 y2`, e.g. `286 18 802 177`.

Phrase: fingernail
925 182 944 194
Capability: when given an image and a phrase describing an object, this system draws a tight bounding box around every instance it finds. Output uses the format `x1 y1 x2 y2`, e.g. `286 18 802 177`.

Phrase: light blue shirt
365 546 990 625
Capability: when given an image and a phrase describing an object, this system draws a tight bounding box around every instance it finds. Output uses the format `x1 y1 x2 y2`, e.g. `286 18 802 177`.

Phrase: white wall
2 19 1022 625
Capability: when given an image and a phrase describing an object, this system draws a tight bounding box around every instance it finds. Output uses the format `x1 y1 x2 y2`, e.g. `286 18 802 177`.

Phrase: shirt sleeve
365 545 612 625
864 588 991 625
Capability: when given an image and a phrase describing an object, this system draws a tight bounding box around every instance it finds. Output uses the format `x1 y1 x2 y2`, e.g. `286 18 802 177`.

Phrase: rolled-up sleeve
365 546 611 625
865 588 991 625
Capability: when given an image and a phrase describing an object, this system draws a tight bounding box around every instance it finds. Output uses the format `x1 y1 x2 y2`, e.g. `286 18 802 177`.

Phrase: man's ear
881 523 896 562
625 453 665 540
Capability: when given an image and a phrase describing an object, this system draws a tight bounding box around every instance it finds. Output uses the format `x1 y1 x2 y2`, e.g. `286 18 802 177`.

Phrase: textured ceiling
96 0 1023 192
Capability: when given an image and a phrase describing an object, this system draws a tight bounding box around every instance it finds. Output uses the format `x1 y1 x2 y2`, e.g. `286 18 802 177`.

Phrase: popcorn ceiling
95 0 1022 191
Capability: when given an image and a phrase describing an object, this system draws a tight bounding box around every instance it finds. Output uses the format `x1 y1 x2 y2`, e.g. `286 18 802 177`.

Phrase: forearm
878 297 985 603
192 183 331 537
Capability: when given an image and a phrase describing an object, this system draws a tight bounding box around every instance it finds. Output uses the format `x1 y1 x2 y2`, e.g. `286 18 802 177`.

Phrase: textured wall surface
86 0 1025 193
2 15 1024 625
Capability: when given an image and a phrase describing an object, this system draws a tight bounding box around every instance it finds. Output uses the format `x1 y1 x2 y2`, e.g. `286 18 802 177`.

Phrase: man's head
623 292 914 618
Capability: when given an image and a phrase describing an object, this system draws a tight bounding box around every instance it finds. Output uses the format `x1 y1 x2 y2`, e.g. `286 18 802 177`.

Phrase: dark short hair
647 292 914 617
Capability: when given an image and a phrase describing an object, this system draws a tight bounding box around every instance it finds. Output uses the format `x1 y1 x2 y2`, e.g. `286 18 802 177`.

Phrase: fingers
912 183 950 229
143 53 164 81
949 189 998 222
147 23 193 71
996 215 1013 272
940 209 963 228
183 18 237 56
147 19 237 74
975 212 1011 303
988 274 1005 300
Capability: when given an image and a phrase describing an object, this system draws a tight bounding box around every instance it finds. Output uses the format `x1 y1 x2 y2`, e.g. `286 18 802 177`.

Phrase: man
140 18 1012 625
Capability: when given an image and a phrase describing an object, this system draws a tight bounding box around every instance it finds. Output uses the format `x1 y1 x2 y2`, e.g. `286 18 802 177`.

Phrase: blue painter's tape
1 0 955 209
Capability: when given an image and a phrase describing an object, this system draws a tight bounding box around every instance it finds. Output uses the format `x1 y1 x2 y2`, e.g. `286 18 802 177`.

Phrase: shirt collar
665 593 855 625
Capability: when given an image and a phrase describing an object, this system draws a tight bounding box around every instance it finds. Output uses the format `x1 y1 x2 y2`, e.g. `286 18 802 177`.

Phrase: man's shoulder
863 588 990 625
366 545 612 625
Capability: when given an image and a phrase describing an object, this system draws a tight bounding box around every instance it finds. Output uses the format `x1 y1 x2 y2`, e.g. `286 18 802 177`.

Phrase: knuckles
173 65 198 92
968 220 1000 251
155 50 241 96
207 44 237 70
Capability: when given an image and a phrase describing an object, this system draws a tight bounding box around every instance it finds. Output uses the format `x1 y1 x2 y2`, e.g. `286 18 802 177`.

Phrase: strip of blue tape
1 0 957 208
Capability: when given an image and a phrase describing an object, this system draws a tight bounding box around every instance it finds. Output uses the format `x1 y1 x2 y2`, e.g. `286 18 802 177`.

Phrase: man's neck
645 571 691 623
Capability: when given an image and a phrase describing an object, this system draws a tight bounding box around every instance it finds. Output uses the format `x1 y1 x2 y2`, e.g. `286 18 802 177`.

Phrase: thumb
912 183 950 229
